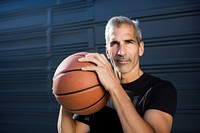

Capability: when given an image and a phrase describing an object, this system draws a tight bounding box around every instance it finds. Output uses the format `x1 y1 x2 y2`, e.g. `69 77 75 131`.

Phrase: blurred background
0 0 200 132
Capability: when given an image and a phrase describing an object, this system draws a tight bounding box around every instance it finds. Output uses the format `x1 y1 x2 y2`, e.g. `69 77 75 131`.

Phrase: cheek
128 47 140 61
129 45 140 55
108 48 118 58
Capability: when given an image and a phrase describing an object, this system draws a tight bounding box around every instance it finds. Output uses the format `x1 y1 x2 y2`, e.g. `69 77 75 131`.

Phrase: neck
117 69 143 84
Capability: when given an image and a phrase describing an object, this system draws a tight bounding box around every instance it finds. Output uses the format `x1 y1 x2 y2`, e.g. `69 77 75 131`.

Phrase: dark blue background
0 0 199 132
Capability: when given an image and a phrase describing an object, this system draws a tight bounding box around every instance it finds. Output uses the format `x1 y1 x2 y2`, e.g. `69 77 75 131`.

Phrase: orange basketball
52 52 110 115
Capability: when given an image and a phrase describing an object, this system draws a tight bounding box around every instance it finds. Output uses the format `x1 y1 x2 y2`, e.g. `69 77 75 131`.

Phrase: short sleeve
146 81 177 117
73 114 92 125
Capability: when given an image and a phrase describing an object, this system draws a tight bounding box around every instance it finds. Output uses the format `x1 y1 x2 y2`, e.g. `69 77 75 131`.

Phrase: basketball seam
67 91 109 111
61 69 82 74
53 69 82 79
54 84 103 96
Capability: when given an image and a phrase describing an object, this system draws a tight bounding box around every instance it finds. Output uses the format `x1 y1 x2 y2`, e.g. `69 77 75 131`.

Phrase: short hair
105 16 142 45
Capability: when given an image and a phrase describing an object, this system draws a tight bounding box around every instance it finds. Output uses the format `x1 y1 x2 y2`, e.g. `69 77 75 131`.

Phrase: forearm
57 106 90 133
109 86 155 133
57 106 76 133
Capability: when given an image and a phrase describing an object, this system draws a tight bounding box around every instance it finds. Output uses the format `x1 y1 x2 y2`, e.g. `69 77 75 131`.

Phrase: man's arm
57 106 90 133
109 85 173 133
144 109 173 133
78 53 173 133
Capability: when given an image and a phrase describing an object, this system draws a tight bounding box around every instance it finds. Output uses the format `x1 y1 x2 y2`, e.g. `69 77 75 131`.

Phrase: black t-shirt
75 73 177 133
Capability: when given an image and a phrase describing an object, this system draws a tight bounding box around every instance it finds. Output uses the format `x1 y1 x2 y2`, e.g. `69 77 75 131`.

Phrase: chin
117 68 130 74
114 64 132 73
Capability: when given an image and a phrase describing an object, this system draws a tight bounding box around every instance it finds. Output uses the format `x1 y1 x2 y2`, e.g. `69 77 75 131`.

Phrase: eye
110 41 119 47
125 39 135 44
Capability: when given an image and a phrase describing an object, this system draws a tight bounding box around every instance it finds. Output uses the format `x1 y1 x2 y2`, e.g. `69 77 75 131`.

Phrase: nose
117 44 126 56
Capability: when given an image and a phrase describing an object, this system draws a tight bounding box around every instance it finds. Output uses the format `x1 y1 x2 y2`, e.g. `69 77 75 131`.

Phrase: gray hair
105 16 142 45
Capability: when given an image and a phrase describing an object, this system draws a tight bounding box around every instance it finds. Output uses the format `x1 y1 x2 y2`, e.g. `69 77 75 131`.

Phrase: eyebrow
124 39 135 43
109 38 136 46
124 39 136 43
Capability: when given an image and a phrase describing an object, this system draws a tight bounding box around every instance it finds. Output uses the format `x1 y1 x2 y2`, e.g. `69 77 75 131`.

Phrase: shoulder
145 73 177 94
144 74 177 116
152 75 177 96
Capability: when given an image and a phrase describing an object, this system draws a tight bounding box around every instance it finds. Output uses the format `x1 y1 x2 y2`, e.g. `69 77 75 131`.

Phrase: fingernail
81 67 86 70
78 58 83 61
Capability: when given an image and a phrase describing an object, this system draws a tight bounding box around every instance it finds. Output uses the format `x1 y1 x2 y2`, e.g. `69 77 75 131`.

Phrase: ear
106 47 110 59
139 41 144 56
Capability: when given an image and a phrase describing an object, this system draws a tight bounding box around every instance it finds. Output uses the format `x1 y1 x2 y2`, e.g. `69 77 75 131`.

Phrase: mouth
114 55 130 65
116 59 129 64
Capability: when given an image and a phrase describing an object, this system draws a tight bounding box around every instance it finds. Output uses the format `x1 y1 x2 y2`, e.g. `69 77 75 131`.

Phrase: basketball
52 52 110 115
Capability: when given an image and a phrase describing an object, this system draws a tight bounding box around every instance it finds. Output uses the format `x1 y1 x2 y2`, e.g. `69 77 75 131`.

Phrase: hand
78 53 120 92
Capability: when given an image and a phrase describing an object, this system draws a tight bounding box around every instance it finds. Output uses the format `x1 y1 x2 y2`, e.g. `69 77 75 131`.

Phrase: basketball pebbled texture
52 52 110 115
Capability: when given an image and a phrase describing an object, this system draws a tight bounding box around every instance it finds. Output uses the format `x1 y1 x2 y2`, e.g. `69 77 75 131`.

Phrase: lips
115 56 130 64
116 59 127 63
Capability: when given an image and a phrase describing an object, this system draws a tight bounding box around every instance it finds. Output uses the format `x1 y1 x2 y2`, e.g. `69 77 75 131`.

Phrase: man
57 16 177 133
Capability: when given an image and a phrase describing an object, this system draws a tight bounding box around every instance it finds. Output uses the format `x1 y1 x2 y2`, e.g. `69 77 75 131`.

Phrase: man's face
106 24 144 75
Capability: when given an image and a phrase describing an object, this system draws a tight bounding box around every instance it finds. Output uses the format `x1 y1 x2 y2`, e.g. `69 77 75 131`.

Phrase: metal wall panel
0 0 199 132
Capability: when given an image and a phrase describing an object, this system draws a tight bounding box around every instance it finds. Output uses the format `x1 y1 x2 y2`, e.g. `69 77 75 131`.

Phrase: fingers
78 53 118 91
78 53 111 72
78 53 108 66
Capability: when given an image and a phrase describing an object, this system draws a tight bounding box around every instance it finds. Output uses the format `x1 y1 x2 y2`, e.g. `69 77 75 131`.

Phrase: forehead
108 24 136 40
